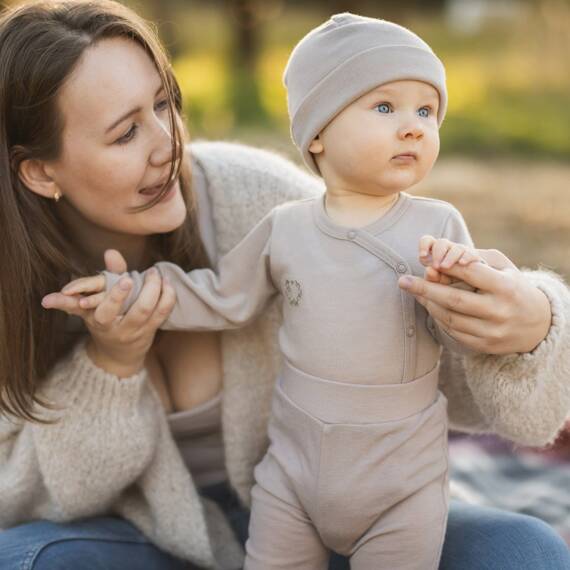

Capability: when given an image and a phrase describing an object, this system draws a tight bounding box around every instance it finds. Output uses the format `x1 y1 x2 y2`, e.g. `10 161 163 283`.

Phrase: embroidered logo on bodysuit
284 279 302 306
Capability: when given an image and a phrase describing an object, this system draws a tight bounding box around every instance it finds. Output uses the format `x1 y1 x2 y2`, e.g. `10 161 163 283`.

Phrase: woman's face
47 37 188 238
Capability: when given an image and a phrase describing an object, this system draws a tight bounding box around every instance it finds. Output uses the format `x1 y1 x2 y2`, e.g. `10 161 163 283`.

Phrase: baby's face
310 80 440 196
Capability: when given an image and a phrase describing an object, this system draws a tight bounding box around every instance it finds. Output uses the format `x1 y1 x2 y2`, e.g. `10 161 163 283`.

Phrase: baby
66 13 483 570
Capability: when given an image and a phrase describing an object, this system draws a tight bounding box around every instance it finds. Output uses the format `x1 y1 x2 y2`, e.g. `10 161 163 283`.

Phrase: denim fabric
0 516 190 570
1 490 568 570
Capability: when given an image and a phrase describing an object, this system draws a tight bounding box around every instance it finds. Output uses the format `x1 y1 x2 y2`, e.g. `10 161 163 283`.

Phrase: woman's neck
58 202 151 271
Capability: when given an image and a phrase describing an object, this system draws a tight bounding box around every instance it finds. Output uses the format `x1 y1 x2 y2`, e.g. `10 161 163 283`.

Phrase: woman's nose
149 115 174 167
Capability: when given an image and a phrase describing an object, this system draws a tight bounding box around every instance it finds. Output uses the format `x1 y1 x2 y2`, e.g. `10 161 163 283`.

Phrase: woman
0 1 568 569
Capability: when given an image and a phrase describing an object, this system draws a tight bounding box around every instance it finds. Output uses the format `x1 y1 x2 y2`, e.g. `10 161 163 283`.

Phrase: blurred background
131 0 568 275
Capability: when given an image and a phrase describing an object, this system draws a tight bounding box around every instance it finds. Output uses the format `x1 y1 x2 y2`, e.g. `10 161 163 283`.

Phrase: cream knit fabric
0 142 568 569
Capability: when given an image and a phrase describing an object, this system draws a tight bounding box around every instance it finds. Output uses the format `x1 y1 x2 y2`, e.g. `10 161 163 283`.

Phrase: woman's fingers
79 292 106 310
423 299 489 337
430 319 488 352
104 249 128 274
61 274 106 296
424 266 442 283
121 268 162 328
41 292 87 317
92 277 133 326
424 259 516 294
147 277 176 328
476 248 518 271
399 274 493 319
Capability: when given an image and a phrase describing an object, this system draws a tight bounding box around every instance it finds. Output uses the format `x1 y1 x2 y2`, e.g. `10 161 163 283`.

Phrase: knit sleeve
106 208 278 332
427 207 478 355
461 269 570 446
438 349 490 433
0 341 161 526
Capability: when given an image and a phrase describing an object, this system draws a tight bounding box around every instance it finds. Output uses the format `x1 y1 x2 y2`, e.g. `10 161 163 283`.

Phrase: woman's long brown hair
0 0 210 422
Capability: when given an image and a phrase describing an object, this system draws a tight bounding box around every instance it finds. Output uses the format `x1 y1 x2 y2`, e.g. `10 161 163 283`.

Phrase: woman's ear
308 135 324 155
18 158 60 199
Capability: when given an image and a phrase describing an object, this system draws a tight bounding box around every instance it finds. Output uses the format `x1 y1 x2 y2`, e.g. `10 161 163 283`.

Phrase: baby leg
244 482 329 570
349 481 448 570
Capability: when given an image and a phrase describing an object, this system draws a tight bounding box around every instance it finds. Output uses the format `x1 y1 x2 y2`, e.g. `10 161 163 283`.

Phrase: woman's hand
41 250 176 377
399 248 552 355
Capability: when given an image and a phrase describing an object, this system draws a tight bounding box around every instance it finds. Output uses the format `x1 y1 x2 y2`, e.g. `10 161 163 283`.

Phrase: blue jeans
1 485 568 570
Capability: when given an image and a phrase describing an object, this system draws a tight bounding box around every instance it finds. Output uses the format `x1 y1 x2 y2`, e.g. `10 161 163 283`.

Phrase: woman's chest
149 330 223 413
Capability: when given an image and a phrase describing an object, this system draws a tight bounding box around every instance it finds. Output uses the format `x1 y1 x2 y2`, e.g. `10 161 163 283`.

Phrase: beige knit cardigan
0 142 568 569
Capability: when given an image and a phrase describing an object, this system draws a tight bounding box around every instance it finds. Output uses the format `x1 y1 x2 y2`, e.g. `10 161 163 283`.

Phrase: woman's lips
138 181 177 204
139 182 167 196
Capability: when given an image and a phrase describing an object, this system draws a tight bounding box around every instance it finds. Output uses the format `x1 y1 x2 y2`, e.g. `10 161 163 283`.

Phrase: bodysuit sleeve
427 207 477 355
105 209 278 331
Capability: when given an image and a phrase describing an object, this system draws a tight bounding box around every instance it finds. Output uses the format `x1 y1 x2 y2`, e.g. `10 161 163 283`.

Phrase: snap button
347 230 357 240
406 326 416 337
397 263 407 273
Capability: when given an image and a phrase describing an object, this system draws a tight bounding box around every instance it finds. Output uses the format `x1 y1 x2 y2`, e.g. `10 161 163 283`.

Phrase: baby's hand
61 273 109 310
419 235 482 284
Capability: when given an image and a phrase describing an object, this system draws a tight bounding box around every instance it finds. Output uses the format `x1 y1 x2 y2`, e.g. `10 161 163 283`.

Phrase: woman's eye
155 99 169 112
116 124 138 145
376 103 391 114
418 107 431 118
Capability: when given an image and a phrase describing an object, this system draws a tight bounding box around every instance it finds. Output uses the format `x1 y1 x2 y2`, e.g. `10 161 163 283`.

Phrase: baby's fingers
419 235 436 262
431 239 453 268
440 244 468 269
61 274 106 296
459 250 483 266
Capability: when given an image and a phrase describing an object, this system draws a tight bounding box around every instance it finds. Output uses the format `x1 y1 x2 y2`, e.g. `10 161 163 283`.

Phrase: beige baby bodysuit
108 191 473 385
107 190 473 568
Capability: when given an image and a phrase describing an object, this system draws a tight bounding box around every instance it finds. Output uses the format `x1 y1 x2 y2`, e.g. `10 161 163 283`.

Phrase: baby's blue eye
376 103 391 114
418 107 430 118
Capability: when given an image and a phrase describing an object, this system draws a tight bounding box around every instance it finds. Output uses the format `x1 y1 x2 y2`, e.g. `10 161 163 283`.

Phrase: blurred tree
138 0 183 58
284 0 446 18
226 0 271 124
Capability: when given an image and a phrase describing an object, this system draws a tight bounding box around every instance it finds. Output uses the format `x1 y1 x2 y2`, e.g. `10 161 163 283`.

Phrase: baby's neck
324 190 400 228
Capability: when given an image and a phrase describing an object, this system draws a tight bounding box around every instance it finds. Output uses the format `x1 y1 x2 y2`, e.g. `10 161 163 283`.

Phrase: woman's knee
32 539 189 570
441 501 570 570
0 517 188 570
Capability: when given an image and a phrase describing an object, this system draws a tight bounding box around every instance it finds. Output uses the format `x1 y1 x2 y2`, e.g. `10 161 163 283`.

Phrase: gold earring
53 191 62 202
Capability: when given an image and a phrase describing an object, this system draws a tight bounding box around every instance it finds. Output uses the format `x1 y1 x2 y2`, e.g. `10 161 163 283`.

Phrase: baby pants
244 361 449 570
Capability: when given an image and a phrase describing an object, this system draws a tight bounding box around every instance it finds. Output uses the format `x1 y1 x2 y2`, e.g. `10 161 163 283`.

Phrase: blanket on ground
449 429 570 545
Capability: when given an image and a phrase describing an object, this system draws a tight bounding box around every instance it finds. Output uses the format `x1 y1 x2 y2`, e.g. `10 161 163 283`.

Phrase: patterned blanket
449 430 570 546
